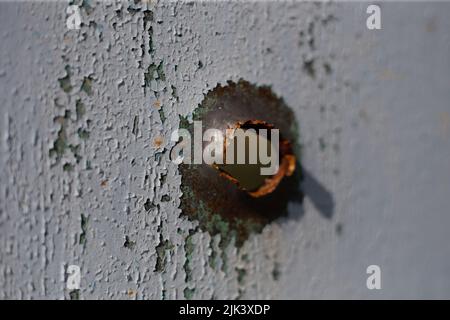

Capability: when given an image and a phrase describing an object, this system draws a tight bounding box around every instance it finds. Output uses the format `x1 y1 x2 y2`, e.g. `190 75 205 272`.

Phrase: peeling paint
3 0 449 300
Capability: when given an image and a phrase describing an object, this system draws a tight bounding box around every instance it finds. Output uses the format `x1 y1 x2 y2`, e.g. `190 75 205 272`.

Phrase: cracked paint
11 0 450 300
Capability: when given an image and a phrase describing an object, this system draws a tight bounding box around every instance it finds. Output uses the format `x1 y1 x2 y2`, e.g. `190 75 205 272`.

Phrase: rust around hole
177 80 303 247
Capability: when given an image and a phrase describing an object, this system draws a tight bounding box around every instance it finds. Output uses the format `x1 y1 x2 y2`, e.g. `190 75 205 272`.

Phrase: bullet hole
215 120 296 198
178 80 303 247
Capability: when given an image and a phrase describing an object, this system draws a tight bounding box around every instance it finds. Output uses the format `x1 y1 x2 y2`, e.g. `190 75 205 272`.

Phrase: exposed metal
179 80 303 246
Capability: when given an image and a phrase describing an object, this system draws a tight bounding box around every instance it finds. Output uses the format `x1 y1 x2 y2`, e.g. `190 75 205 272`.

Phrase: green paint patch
184 231 196 282
178 114 191 131
144 198 155 211
79 214 89 247
51 95 85 167
180 178 265 251
81 0 94 15
180 171 262 251
53 63 92 171
81 76 93 96
161 195 170 202
77 128 90 140
154 236 173 272
63 163 73 172
50 111 83 165
236 268 246 284
144 10 154 55
76 100 86 120
171 85 179 102
49 117 68 161
58 66 72 93
69 144 82 163
208 239 218 270
183 287 195 300
221 247 229 272
69 289 80 300
144 61 165 87
159 107 166 123
124 236 136 250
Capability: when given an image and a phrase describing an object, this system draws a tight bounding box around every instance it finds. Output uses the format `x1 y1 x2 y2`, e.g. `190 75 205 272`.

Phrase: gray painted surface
1 1 449 299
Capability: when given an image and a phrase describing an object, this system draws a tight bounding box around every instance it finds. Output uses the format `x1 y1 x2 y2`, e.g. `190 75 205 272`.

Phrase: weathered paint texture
1 1 450 299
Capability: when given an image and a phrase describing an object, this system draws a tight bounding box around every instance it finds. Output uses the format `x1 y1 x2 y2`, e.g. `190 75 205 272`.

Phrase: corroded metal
178 80 303 246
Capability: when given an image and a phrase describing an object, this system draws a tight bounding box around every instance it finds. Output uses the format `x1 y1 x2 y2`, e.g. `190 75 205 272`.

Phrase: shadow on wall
301 168 334 219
